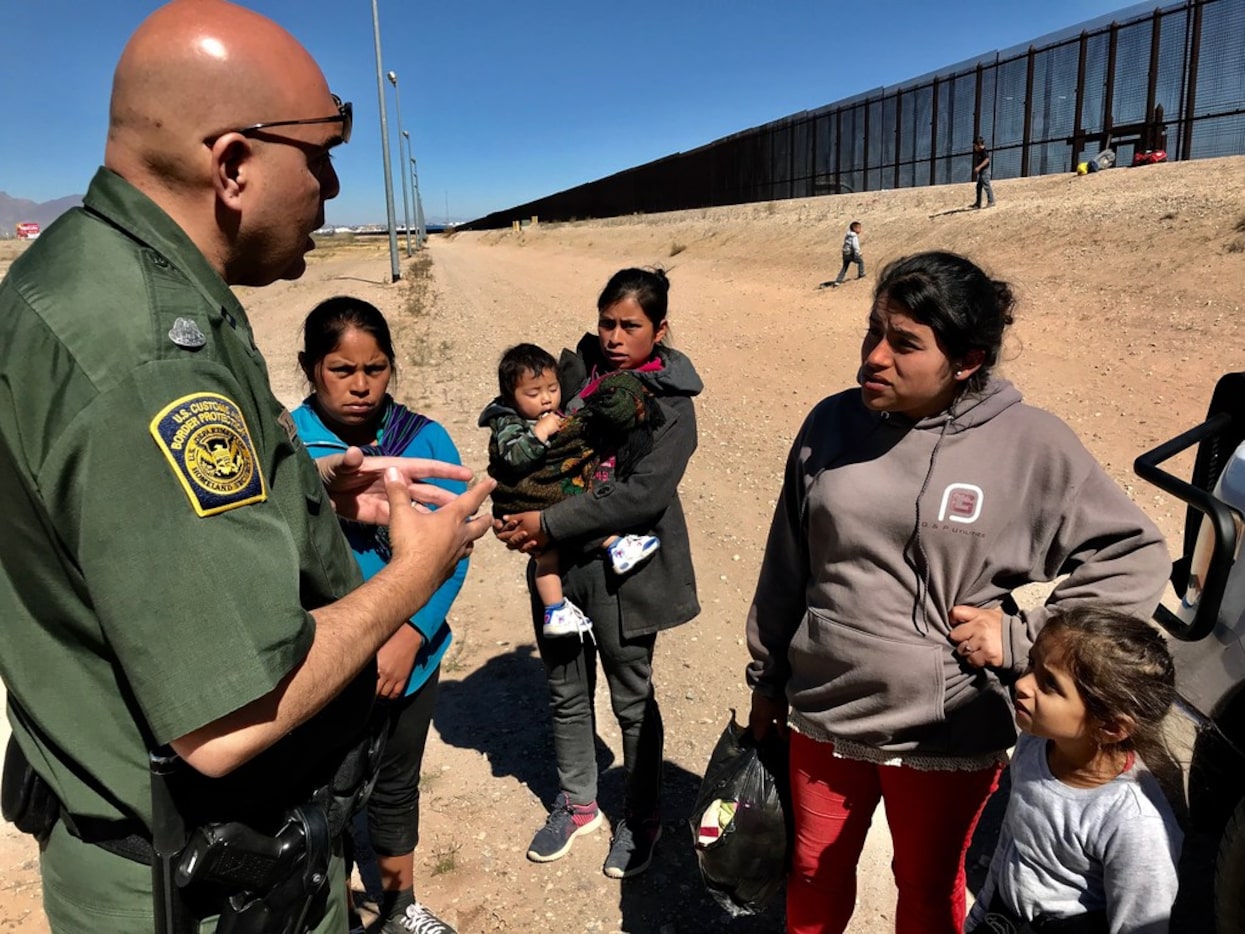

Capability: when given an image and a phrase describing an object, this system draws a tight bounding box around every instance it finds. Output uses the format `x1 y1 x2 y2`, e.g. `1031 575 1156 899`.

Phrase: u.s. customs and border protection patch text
149 393 267 516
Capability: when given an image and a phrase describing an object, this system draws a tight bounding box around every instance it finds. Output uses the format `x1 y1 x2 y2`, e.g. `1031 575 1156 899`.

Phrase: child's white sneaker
543 600 593 639
608 535 661 575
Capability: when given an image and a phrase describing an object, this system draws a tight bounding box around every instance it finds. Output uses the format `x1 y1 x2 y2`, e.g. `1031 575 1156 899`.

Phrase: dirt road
2 155 1243 932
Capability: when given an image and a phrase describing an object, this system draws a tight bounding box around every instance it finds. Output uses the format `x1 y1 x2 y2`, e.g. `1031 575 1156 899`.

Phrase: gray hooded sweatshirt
745 379 1169 758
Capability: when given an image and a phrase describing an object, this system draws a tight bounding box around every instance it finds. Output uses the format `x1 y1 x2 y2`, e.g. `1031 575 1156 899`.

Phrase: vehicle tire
1216 796 1245 932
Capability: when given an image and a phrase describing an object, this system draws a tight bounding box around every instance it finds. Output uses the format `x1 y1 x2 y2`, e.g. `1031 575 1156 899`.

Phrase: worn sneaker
602 814 662 879
376 901 456 934
527 793 603 862
607 535 661 575
542 600 593 639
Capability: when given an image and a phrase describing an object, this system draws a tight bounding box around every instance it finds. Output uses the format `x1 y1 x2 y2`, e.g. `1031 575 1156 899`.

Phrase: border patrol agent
0 3 492 931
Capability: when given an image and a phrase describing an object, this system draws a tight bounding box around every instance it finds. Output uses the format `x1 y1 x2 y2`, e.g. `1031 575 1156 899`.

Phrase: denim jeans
532 601 663 816
835 253 865 283
975 169 995 206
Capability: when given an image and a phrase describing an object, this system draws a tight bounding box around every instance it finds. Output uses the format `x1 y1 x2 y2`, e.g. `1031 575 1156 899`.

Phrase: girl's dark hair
597 267 670 330
299 295 396 383
874 251 1015 393
1037 606 1176 767
498 343 557 401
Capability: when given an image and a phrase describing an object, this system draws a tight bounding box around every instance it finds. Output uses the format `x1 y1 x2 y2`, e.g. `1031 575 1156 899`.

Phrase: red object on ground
1132 150 1168 166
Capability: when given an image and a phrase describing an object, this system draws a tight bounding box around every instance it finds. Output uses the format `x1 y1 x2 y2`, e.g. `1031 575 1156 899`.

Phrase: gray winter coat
539 334 702 637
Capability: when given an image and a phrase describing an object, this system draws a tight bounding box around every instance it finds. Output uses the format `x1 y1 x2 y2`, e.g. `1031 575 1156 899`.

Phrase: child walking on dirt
830 220 865 287
967 606 1182 933
479 342 662 639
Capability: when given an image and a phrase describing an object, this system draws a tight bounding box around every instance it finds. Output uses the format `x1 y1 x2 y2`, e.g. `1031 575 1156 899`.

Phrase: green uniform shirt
0 168 369 927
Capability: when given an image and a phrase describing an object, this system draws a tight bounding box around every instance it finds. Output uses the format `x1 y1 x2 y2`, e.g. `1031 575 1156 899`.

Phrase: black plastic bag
688 711 790 916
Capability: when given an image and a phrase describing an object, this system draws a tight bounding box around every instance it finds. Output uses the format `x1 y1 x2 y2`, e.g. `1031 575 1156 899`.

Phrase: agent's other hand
386 470 494 589
948 605 1005 668
747 692 789 741
317 448 473 524
493 511 548 554
376 625 424 699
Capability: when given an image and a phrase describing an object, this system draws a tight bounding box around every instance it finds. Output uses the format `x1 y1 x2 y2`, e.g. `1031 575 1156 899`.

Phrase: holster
4 699 388 934
1 735 61 843
175 805 332 934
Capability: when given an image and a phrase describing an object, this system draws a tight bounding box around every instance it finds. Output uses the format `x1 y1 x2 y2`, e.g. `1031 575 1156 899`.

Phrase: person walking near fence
828 221 865 287
972 137 995 208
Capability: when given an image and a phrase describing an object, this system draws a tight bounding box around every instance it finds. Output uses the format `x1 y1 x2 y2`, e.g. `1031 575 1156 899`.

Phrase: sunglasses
208 94 352 145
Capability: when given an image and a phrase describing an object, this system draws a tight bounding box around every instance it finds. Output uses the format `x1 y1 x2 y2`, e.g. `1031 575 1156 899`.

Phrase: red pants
786 731 1001 934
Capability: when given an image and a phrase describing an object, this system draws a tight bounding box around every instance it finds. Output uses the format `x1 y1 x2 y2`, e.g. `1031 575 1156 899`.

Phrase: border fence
464 0 1245 229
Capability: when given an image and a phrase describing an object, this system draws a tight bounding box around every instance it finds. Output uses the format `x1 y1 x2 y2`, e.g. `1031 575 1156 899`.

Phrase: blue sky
3 0 1141 225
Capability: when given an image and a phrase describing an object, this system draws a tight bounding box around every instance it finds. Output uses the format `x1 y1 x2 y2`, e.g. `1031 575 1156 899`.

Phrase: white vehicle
1135 371 1245 931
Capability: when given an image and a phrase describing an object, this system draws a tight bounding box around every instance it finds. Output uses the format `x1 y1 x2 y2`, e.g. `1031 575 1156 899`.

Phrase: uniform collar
81 167 253 335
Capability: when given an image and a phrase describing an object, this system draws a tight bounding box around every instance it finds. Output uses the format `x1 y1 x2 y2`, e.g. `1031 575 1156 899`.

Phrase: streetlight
370 0 400 282
387 71 413 257
401 130 415 251
410 157 426 247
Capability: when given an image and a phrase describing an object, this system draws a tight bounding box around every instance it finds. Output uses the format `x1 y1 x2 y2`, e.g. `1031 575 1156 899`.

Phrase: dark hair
974 135 985 145
874 251 1015 393
850 220 862 231
498 343 557 401
1036 606 1176 768
299 295 396 383
597 267 670 330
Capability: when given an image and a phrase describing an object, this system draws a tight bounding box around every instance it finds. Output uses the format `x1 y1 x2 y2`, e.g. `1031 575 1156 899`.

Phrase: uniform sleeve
1000 464 1171 673
745 409 816 698
404 421 468 639
39 359 325 745
541 394 697 542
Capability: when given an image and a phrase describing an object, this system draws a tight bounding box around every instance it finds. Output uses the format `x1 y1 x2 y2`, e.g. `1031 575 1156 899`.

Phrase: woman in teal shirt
294 296 467 934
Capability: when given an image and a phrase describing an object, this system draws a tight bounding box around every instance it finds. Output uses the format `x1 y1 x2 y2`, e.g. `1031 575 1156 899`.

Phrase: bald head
105 0 342 285
107 0 329 179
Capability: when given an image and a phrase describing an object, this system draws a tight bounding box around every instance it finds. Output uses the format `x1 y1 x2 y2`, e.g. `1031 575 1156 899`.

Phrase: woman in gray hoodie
495 267 702 881
745 251 1169 934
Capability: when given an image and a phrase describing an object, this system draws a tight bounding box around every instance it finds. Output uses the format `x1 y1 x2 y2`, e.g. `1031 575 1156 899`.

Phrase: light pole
402 130 417 250
370 0 400 282
387 72 413 257
410 157 426 247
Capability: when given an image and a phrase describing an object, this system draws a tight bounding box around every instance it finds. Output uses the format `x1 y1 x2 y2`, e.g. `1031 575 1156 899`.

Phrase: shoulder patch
149 393 268 516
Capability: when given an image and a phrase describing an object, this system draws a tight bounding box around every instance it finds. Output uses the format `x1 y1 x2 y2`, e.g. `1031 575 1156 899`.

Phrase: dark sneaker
527 793 603 862
376 900 456 934
603 815 662 879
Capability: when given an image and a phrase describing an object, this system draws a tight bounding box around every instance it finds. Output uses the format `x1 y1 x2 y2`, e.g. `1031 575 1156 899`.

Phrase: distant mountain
0 192 83 237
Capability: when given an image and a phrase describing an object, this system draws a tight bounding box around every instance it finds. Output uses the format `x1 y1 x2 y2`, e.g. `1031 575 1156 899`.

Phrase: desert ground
1 155 1244 933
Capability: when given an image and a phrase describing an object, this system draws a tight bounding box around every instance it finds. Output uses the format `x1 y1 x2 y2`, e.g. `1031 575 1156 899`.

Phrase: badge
149 393 267 516
168 317 207 349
